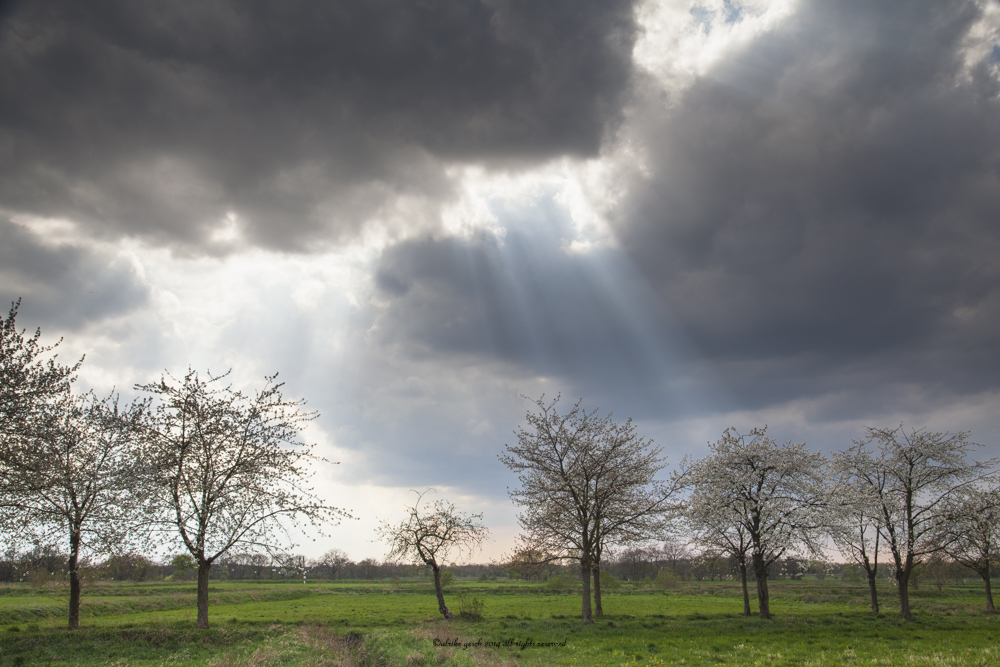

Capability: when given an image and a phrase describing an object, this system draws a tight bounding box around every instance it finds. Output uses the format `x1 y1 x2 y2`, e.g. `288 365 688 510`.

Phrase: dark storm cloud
612 0 1000 413
0 0 637 252
367 0 1000 423
0 218 151 328
371 196 701 414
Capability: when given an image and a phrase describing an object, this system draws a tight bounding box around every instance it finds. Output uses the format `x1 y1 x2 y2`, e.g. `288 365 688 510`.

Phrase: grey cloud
370 197 703 416
0 218 151 328
611 0 1000 412
0 0 637 252
366 0 1000 426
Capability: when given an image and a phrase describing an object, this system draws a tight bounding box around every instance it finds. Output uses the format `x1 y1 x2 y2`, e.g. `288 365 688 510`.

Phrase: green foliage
28 569 54 588
171 554 194 575
103 554 158 582
456 591 484 620
542 574 576 590
431 570 454 588
653 568 681 590
598 570 621 590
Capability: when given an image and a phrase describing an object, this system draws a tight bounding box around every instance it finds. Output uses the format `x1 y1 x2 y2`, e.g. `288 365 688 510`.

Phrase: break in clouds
2 0 1000 514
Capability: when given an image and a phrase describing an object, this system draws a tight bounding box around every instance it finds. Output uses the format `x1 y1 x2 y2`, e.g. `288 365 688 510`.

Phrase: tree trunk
752 553 771 620
68 531 81 630
866 569 880 614
739 561 751 616
895 560 913 620
580 557 593 623
861 553 879 614
197 559 211 629
593 566 603 617
432 564 454 619
982 562 995 613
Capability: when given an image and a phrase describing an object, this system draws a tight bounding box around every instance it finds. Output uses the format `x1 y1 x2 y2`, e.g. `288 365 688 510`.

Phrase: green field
0 578 996 666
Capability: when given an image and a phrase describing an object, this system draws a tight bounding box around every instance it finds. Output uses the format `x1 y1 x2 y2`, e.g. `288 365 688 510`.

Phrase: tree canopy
500 395 680 622
138 368 348 628
839 426 995 619
685 427 827 620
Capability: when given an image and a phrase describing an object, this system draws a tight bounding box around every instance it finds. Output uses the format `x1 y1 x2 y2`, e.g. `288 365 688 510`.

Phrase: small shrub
543 574 575 590
653 568 681 590
598 571 622 590
457 592 484 620
28 569 53 587
430 570 454 588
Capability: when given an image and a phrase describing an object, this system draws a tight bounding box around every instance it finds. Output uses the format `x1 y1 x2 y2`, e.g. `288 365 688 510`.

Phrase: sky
2 0 999 562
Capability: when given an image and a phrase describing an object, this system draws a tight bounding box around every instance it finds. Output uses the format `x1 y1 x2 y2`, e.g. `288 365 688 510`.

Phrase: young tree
171 554 196 580
500 396 680 622
829 452 887 613
587 415 683 616
841 426 994 619
377 490 488 619
932 486 1000 612
3 391 147 628
138 369 348 629
0 299 83 544
686 427 827 620
685 490 754 615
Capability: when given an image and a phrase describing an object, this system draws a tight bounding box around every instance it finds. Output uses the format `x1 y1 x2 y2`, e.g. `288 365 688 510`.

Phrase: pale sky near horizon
3 0 1000 562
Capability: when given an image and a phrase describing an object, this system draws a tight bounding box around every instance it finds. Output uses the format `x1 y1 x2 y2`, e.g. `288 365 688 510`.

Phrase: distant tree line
0 544 511 584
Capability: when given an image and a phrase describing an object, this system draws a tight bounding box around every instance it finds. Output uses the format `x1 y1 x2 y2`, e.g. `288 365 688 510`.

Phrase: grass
0 578 996 666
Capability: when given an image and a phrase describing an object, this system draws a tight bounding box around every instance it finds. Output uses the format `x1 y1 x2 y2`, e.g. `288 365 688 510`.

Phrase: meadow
0 577 996 666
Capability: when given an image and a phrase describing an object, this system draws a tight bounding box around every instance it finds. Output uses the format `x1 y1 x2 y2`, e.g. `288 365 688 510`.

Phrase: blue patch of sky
722 0 743 24
690 1 746 35
689 5 713 33
991 44 1000 64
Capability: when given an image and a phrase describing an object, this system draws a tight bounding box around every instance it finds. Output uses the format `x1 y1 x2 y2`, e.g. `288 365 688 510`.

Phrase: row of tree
3 300 998 628
0 300 346 629
499 397 998 622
